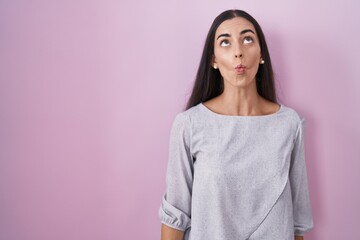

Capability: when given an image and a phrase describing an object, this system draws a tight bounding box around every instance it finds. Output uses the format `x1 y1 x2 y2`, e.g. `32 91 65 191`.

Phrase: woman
159 9 314 240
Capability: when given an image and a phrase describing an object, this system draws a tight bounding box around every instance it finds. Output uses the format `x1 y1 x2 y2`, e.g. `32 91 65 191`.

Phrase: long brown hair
185 9 277 110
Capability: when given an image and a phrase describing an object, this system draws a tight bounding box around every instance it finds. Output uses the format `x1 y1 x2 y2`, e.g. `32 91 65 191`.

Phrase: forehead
215 17 256 37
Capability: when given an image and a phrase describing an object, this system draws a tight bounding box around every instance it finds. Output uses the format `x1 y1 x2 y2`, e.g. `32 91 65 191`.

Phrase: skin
205 16 280 116
161 224 184 240
161 17 304 240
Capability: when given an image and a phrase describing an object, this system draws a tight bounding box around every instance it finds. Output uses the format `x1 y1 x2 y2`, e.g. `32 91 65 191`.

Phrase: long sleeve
289 118 314 236
158 113 193 231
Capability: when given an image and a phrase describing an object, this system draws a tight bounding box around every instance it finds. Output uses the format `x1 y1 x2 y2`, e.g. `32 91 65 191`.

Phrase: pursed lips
235 64 246 73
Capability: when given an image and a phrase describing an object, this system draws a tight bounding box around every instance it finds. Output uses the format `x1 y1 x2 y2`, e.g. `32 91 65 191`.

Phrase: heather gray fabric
159 103 314 240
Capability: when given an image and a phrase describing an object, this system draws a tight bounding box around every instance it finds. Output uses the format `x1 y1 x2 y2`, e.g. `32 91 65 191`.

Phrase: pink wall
1 0 359 239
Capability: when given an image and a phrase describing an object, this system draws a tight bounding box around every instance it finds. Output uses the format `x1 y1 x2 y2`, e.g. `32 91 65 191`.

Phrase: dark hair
185 9 277 110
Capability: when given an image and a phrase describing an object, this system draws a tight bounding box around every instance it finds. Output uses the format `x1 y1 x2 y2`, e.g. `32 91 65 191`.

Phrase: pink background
1 0 359 239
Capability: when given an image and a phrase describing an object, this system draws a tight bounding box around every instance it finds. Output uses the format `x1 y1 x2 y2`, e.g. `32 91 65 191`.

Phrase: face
213 17 263 89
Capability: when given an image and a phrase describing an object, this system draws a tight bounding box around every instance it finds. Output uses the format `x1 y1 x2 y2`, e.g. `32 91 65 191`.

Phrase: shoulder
173 103 203 125
280 104 306 140
168 105 203 146
281 103 305 124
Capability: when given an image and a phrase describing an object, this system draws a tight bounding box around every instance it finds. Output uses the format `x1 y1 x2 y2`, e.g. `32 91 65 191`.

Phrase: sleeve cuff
294 222 314 236
158 195 191 231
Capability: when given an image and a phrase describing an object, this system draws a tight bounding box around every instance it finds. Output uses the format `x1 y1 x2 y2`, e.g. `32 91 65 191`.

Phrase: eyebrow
216 29 255 40
240 29 255 35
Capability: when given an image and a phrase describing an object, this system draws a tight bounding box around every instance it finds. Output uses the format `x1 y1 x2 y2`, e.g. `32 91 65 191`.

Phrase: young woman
159 9 314 240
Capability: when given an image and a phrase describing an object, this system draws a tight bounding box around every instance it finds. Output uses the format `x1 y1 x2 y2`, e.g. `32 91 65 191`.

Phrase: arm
158 113 193 238
161 224 184 240
289 118 314 237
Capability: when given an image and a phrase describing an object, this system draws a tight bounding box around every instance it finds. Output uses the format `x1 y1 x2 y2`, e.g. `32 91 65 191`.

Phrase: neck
217 82 263 116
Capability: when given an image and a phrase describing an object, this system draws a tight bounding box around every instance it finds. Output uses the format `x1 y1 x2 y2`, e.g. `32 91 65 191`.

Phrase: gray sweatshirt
159 103 314 240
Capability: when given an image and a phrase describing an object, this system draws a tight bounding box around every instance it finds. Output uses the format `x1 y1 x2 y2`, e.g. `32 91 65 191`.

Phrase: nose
235 53 242 58
234 43 243 58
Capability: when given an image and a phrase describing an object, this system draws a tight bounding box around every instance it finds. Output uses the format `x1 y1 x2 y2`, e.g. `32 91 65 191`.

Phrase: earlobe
212 56 218 69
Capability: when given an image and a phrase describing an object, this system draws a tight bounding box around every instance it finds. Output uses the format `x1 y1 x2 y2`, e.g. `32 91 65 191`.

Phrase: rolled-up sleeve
289 118 314 236
159 113 193 231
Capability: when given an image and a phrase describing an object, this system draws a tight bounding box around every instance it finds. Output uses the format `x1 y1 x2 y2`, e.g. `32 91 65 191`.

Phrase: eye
220 40 230 47
243 36 253 44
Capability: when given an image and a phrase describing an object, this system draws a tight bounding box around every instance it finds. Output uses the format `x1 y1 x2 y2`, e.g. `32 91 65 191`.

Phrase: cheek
214 49 232 66
247 47 261 63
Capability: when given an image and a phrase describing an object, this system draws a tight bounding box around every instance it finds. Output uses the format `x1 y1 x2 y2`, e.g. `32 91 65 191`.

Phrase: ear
212 55 218 69
259 57 265 64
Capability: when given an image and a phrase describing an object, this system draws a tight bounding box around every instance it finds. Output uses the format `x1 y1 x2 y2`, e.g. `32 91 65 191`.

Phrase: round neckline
199 102 283 118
